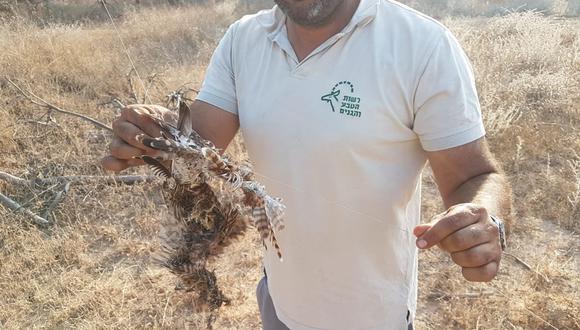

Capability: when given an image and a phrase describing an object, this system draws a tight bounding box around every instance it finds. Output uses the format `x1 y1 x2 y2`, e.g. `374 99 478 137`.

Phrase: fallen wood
0 192 50 226
5 77 113 132
0 171 157 186
0 171 28 185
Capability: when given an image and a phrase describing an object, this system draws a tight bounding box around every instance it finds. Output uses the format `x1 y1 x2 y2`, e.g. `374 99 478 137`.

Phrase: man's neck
286 0 361 62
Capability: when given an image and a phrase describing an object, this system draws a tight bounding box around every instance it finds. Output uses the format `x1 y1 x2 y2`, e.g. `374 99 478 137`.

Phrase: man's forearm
443 171 513 235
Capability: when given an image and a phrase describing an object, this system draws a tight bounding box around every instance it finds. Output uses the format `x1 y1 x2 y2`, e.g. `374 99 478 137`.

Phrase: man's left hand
413 203 502 282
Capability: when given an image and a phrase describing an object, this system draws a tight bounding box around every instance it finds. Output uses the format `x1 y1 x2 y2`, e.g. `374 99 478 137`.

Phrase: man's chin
275 0 342 27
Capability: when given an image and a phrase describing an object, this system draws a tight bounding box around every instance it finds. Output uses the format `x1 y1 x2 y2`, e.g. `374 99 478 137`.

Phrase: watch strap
490 215 507 251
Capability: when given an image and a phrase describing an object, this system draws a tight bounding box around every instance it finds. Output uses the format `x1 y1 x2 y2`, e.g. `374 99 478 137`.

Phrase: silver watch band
490 215 507 251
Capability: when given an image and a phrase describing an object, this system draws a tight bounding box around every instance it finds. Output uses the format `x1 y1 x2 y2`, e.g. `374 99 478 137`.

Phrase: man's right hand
101 104 177 172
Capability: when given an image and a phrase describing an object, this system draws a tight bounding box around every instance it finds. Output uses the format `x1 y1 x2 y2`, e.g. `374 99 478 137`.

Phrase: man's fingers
109 137 144 160
413 224 431 237
122 105 165 138
103 104 175 173
102 156 128 172
101 156 145 172
462 260 499 282
112 119 158 153
416 206 485 249
451 242 501 267
109 136 168 161
438 222 497 253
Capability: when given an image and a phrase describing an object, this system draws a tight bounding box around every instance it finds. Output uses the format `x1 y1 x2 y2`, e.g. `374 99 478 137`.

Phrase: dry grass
0 1 578 329
399 0 578 17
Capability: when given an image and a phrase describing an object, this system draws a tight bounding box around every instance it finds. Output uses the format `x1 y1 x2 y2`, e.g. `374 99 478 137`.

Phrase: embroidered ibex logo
321 89 341 112
320 81 362 118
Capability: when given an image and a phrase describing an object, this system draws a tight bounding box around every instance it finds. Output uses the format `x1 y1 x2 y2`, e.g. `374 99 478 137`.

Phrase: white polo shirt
197 1 485 329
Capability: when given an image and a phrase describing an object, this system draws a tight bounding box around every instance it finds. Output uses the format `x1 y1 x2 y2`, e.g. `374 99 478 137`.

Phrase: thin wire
250 170 412 234
100 0 152 104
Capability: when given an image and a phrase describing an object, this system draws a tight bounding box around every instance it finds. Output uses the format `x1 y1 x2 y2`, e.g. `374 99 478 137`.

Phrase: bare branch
428 289 495 300
0 171 27 185
0 192 50 226
0 171 157 186
5 77 113 132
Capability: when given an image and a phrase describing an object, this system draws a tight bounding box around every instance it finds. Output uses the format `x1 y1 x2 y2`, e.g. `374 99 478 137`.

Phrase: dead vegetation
0 1 578 329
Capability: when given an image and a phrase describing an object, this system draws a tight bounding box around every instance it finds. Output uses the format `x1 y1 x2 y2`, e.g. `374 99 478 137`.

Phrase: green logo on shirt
321 81 361 118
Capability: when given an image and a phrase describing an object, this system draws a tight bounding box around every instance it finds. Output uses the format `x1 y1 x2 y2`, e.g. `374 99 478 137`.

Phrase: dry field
0 1 578 329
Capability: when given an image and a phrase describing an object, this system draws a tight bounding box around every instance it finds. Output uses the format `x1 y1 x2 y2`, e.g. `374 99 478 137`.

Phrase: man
102 0 512 329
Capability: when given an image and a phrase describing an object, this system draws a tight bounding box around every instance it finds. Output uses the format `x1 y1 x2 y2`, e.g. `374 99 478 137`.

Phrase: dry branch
0 171 157 186
5 77 113 132
0 192 50 226
504 252 533 270
428 289 495 300
504 252 551 283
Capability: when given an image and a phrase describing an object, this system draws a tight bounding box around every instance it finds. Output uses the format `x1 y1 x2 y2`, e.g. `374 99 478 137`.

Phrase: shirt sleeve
412 30 485 152
196 23 238 115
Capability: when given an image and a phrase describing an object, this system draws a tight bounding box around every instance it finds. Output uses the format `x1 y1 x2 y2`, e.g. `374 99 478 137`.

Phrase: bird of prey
137 102 285 327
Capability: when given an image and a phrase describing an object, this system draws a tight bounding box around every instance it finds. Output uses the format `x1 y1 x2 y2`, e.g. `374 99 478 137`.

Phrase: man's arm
101 101 239 172
413 137 513 282
426 137 512 232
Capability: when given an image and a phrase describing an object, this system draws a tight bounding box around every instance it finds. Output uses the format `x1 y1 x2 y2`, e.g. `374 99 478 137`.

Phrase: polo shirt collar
259 0 380 41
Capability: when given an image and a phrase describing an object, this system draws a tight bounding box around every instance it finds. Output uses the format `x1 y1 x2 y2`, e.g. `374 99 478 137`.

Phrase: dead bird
137 102 285 326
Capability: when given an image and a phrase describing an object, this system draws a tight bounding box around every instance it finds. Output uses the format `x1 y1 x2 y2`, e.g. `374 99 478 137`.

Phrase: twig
0 171 28 185
19 120 54 127
166 82 199 110
112 99 126 110
0 171 157 186
428 289 495 300
504 320 518 330
41 182 70 220
0 192 50 226
5 77 113 132
504 252 551 283
98 97 126 111
19 183 60 210
504 252 533 270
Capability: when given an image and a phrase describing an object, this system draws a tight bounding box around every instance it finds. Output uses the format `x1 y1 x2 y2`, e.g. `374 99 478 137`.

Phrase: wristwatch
490 215 507 251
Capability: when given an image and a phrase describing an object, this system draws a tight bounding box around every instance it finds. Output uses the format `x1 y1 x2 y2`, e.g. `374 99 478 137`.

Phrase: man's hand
413 203 502 282
101 104 177 172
